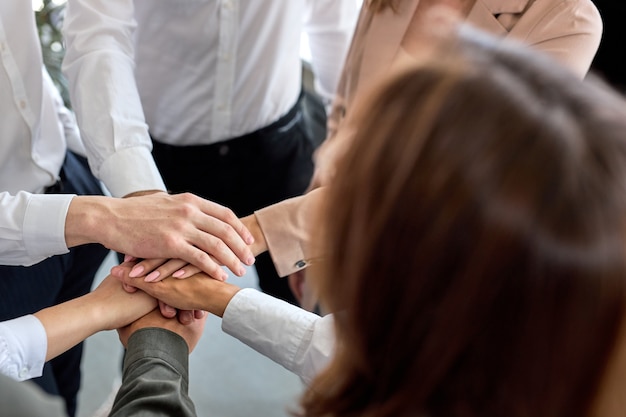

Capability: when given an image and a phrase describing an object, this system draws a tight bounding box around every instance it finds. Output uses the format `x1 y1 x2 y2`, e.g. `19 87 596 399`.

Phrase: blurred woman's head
305 28 626 417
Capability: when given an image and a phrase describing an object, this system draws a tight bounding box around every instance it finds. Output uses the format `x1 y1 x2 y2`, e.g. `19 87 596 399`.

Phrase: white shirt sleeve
62 0 166 197
42 69 87 158
222 288 335 384
303 0 358 103
0 315 47 381
0 191 73 266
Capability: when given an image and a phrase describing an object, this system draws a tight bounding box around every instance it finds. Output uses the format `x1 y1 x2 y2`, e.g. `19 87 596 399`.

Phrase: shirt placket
0 21 36 136
212 0 239 140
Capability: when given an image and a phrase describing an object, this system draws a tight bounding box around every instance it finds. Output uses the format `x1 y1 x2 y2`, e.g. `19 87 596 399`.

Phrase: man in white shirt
63 0 357 304
0 3 254 415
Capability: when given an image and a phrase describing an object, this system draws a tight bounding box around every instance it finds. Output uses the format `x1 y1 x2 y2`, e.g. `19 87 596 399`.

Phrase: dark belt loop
44 178 64 194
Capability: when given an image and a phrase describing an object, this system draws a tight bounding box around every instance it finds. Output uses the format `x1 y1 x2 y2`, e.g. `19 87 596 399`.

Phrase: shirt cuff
23 194 74 262
254 188 326 277
99 146 166 198
0 315 47 381
124 328 189 381
222 288 319 376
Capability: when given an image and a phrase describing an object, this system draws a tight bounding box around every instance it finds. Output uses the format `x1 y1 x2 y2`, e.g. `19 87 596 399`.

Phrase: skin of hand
117 308 207 352
34 275 157 361
64 191 255 281
119 270 241 318
109 213 269 283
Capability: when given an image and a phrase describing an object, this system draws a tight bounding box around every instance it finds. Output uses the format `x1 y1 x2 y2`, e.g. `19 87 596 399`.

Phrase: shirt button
219 145 229 156
294 260 307 269
19 100 27 109
19 367 28 379
0 42 5 52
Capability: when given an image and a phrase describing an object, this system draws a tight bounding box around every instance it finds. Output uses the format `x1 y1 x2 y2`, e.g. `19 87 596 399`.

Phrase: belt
44 167 66 194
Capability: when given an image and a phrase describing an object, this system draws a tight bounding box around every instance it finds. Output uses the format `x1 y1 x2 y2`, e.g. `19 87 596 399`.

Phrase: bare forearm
34 293 103 361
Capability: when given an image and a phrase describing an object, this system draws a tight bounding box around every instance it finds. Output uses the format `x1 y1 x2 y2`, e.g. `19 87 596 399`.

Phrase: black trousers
0 152 110 417
152 94 322 304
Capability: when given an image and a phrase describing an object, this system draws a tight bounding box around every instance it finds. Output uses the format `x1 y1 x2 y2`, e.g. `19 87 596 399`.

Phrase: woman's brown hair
366 0 399 12
302 29 626 417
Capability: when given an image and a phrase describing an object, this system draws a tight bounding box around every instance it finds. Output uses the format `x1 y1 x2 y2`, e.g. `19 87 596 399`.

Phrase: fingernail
145 270 160 282
124 254 133 262
165 306 176 315
221 272 229 281
129 265 144 278
238 266 246 276
110 268 121 278
246 234 255 244
246 256 255 266
172 269 185 278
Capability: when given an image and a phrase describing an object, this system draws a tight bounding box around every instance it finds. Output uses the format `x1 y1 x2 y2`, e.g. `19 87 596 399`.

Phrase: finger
129 258 167 278
193 310 206 319
123 254 137 263
110 265 125 279
176 244 230 281
111 262 135 279
122 282 138 293
159 300 177 318
193 195 255 246
173 264 202 279
187 195 255 266
188 230 248 278
178 310 194 325
143 259 188 282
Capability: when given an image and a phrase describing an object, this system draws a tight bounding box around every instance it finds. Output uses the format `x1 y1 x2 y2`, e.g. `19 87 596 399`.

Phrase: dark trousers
0 152 109 417
152 94 322 304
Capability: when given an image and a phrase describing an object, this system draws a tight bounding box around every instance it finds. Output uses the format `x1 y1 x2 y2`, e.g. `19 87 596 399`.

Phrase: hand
119 271 241 318
65 192 256 281
117 308 207 353
114 258 203 283
33 275 157 361
112 260 204 324
89 275 158 330
240 214 268 257
112 213 268 283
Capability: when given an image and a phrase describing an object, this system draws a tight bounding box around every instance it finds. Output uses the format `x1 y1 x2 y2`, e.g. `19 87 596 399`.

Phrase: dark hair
303 29 626 417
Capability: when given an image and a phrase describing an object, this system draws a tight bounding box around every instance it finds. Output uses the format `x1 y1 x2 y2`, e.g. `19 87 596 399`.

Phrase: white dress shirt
222 288 335 384
63 0 357 156
0 2 67 195
0 4 82 266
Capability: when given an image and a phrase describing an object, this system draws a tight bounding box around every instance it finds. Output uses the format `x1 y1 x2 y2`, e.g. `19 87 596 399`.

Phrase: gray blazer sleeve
110 328 197 417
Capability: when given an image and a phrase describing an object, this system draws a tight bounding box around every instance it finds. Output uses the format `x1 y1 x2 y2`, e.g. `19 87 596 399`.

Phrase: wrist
242 214 268 256
205 281 241 317
65 196 106 248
